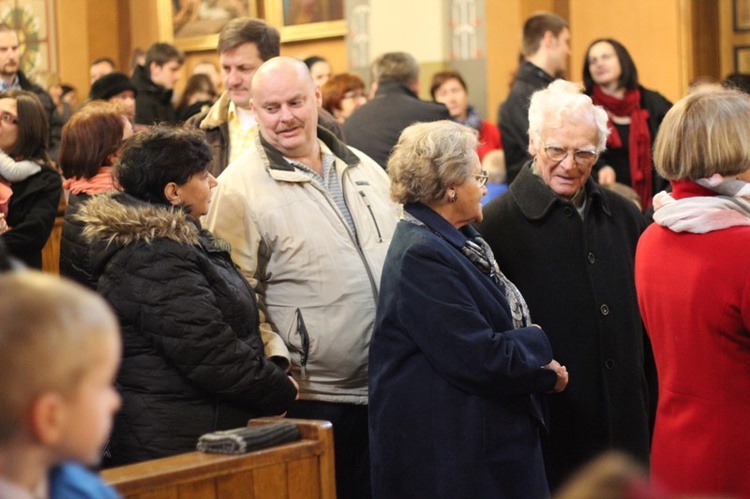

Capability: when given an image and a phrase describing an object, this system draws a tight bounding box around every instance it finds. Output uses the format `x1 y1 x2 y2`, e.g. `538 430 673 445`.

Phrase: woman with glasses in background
369 120 567 498
322 72 367 125
0 89 62 268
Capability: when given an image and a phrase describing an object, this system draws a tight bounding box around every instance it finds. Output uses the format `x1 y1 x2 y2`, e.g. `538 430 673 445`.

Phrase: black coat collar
509 161 612 221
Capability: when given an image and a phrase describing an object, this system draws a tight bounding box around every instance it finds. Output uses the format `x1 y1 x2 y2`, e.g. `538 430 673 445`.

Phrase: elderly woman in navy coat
369 120 568 498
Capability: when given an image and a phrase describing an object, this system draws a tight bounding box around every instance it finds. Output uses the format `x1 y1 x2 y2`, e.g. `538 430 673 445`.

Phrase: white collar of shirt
228 101 256 129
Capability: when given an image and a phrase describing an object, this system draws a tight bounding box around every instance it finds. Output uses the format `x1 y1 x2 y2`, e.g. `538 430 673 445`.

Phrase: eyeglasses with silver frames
543 143 598 166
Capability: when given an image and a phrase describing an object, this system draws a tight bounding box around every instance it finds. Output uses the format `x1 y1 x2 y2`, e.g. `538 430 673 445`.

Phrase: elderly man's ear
528 134 540 157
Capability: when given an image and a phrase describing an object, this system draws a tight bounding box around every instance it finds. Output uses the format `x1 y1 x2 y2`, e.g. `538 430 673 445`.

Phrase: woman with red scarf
583 38 672 211
58 101 133 288
636 88 750 498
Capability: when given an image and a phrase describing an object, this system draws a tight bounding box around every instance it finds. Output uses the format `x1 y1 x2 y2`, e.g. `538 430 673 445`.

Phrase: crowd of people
1 9 749 499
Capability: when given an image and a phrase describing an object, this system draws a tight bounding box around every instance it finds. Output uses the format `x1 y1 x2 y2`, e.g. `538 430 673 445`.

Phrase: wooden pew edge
100 419 336 497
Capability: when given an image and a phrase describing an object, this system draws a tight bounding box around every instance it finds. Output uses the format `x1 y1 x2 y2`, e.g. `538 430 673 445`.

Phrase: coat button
563 207 573 217
587 252 596 264
600 304 609 315
604 358 616 370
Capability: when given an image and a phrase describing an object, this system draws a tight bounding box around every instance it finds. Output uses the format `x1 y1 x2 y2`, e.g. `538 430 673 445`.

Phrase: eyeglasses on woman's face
543 143 598 166
342 91 366 101
0 111 17 125
474 170 489 187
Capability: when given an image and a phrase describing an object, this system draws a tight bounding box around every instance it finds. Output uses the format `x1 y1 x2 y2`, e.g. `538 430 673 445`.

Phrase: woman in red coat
635 89 750 497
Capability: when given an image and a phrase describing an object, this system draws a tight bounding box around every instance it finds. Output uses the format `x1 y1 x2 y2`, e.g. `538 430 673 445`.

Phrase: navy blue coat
369 203 558 499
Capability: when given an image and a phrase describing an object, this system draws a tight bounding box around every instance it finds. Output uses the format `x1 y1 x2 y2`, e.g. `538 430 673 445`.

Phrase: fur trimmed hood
199 91 232 130
76 193 200 247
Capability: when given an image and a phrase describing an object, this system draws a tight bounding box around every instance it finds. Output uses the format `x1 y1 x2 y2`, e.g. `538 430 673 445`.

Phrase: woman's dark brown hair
0 89 49 165
582 38 639 94
429 70 468 101
59 101 127 179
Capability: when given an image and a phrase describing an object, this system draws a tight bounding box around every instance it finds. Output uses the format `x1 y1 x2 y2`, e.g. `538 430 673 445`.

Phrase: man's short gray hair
388 121 478 204
371 52 419 86
527 79 609 155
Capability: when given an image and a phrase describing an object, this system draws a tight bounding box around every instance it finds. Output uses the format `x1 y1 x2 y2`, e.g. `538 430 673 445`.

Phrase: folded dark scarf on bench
196 422 301 454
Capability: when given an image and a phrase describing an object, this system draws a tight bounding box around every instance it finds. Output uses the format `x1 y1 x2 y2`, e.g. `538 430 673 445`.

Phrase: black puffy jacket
60 192 97 288
77 193 297 466
1 167 61 269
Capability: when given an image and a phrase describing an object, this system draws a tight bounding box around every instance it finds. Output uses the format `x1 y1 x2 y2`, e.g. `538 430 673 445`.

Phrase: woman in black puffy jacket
76 125 298 466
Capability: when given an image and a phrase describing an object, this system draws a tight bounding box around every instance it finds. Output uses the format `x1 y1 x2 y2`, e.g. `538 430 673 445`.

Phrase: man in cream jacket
204 57 399 499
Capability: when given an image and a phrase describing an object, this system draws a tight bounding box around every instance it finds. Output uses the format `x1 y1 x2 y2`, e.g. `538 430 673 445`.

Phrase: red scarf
62 166 117 195
591 86 653 209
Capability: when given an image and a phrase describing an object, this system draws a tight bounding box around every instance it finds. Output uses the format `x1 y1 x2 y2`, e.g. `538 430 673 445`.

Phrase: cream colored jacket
205 127 399 404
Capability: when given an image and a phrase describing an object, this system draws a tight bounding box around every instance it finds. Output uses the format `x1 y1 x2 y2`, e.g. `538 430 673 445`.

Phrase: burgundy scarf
591 86 653 209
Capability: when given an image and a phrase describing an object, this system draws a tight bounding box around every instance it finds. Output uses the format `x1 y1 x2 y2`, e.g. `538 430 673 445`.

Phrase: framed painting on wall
263 0 346 42
734 0 750 32
0 0 56 75
163 0 257 52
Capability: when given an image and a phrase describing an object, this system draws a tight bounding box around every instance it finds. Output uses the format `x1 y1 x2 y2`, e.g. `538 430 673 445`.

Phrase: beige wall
55 0 156 100
486 1 523 123
55 0 90 97
370 0 446 62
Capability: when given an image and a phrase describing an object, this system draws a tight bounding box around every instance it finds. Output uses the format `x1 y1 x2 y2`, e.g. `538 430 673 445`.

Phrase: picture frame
160 0 257 52
735 45 750 73
262 0 346 43
0 0 57 74
734 0 750 32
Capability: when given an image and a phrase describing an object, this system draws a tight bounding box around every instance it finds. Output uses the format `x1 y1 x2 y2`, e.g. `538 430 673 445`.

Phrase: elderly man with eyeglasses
477 79 654 494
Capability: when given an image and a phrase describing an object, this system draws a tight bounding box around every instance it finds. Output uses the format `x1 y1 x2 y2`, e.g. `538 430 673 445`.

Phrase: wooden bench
100 419 336 499
41 192 65 275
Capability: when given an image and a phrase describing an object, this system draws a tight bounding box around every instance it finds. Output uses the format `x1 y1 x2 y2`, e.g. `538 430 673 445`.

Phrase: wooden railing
100 419 336 499
41 192 65 275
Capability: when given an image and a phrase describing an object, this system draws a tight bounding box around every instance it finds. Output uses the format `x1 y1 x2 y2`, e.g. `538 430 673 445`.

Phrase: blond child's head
0 272 121 467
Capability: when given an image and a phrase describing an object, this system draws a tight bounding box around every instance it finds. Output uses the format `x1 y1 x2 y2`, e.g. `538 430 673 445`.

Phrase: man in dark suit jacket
343 52 449 168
